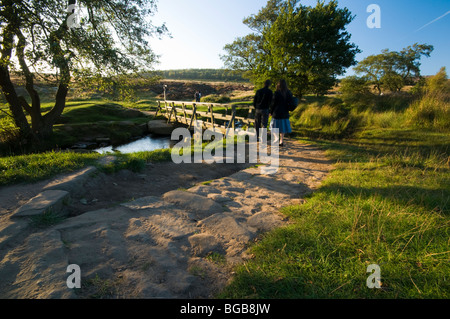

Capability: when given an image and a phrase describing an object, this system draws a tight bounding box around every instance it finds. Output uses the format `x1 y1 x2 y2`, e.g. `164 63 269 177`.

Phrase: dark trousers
255 109 269 139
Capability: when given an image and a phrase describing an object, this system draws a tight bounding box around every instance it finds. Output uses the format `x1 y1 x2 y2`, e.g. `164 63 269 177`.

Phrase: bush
291 98 358 138
0 110 23 154
200 94 231 104
339 76 371 100
406 93 450 130
426 67 450 94
405 68 450 131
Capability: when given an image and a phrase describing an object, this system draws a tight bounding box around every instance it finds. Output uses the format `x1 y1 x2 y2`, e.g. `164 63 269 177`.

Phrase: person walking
253 80 273 141
269 79 294 147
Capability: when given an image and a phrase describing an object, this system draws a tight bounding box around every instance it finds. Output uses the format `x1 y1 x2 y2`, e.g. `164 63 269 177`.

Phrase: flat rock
0 230 75 298
187 185 222 196
120 196 162 210
12 190 69 218
147 213 197 240
188 233 223 257
247 211 285 232
207 193 232 203
162 190 223 219
198 213 257 243
44 166 97 195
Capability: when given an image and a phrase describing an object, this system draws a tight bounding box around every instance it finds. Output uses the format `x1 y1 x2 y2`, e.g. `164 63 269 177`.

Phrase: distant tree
339 75 372 99
221 0 360 97
352 54 385 95
160 69 247 82
0 0 167 144
354 43 434 94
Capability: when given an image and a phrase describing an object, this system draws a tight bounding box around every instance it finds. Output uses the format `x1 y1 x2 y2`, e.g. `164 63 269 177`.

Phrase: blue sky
150 0 450 76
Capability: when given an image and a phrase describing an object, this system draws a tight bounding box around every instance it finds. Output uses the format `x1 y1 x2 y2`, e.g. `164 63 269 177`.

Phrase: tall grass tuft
292 98 357 138
406 93 450 131
405 67 450 131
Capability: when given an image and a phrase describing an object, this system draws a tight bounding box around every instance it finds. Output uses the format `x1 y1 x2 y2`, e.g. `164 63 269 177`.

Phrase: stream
95 135 174 154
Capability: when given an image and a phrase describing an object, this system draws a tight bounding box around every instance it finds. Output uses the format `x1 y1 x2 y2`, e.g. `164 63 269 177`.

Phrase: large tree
353 43 434 94
221 0 360 97
0 0 167 143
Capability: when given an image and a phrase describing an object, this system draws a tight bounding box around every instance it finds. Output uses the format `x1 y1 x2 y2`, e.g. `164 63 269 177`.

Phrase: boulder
188 233 223 257
147 120 175 136
162 190 224 220
12 190 70 218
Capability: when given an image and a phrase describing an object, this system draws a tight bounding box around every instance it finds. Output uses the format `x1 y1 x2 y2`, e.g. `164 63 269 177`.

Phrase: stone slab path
0 140 333 298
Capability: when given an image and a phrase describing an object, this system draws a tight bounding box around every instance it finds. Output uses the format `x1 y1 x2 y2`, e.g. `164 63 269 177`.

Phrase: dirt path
0 140 333 298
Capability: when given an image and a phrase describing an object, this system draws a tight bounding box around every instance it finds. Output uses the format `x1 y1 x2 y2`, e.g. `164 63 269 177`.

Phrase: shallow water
95 135 173 154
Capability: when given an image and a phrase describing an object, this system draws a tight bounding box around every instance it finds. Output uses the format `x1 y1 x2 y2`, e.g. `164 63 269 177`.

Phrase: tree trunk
375 84 382 95
0 24 33 140
0 67 33 140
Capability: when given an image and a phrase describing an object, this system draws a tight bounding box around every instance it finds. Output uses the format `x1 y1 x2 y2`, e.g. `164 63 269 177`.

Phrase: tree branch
16 28 41 115
42 5 73 125
0 20 32 137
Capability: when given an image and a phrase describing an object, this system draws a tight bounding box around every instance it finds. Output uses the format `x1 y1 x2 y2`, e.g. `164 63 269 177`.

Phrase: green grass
219 129 449 299
0 147 177 187
1 94 158 154
60 101 148 124
1 84 449 299
30 209 66 228
99 149 172 174
0 151 100 186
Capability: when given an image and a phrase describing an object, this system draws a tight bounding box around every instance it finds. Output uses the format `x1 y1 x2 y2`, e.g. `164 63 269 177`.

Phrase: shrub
200 94 231 104
291 98 358 138
339 76 372 100
426 67 450 95
0 111 24 154
405 67 450 131
406 93 450 130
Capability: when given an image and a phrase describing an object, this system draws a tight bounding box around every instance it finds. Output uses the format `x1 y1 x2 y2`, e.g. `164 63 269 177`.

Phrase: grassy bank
0 91 160 155
0 151 100 186
0 148 174 187
219 128 449 298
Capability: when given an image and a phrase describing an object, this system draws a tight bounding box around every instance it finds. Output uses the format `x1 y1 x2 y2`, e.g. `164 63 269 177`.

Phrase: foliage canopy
0 0 167 144
221 0 360 97
353 43 434 94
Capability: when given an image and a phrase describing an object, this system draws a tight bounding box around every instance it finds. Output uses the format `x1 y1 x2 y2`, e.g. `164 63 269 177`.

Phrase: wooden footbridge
156 100 255 134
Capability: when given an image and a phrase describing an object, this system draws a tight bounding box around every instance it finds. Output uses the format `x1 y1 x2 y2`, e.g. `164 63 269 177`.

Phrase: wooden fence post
155 101 160 118
209 104 215 129
226 105 236 136
189 103 197 130
182 103 187 124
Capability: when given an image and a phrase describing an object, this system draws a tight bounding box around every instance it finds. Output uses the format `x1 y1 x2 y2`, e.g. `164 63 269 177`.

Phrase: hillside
148 80 254 101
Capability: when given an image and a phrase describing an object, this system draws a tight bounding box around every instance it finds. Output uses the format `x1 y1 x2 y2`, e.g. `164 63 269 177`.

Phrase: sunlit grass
0 151 100 186
220 129 449 299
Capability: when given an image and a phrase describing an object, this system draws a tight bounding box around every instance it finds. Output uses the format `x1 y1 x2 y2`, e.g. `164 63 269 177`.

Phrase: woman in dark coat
269 79 294 146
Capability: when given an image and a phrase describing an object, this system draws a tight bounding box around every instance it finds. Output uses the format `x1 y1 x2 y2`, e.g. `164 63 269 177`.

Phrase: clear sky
150 0 450 76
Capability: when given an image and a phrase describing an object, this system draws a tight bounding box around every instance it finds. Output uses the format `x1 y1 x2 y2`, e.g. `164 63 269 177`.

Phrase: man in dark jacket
253 80 273 141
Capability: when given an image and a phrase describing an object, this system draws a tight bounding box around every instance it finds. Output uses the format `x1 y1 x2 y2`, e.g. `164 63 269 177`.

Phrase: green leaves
354 43 434 94
0 0 167 142
222 0 359 97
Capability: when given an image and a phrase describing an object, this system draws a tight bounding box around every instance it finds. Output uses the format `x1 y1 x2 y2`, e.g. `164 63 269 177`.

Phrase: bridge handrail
155 100 255 134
